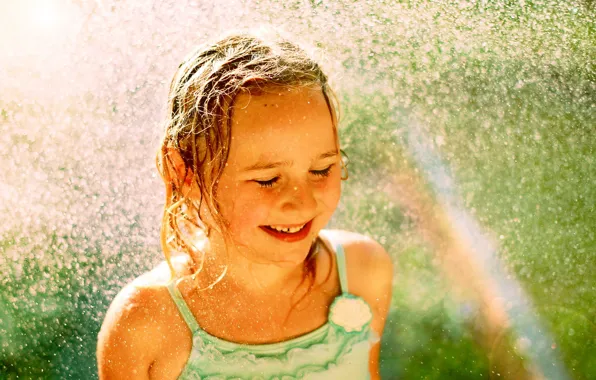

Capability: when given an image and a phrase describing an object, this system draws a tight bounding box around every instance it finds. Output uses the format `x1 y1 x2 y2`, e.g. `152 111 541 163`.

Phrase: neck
197 233 314 296
227 258 307 296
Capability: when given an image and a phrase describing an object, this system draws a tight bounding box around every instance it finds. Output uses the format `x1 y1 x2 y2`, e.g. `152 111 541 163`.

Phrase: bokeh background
1 0 594 379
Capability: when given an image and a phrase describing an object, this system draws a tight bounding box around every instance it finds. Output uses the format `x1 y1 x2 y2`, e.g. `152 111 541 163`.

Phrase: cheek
217 183 272 228
329 182 342 209
317 174 342 210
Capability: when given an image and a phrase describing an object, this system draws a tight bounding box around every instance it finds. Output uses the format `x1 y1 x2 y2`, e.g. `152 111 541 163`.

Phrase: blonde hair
156 31 341 284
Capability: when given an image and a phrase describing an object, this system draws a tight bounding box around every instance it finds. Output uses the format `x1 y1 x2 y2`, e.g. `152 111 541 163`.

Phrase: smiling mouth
264 223 307 233
260 220 313 242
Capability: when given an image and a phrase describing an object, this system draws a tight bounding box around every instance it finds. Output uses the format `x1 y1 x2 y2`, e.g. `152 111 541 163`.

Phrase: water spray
388 119 571 379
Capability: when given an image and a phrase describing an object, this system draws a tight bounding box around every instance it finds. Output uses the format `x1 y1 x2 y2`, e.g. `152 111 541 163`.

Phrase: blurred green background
1 0 594 379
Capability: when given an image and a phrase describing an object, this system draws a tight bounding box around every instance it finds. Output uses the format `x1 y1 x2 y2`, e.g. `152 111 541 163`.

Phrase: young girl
97 31 393 380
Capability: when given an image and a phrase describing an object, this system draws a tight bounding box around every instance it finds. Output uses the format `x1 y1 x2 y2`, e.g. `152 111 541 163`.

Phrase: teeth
268 224 306 233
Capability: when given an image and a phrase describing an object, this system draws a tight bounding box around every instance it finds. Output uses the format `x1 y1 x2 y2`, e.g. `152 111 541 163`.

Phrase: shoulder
97 257 190 378
322 229 393 280
322 229 393 328
97 282 164 378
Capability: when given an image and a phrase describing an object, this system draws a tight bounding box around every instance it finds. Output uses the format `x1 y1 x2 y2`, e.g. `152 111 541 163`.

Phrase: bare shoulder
323 229 393 275
322 229 394 332
97 257 189 379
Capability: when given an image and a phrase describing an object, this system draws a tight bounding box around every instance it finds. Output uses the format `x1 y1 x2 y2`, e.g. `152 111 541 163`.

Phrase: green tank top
166 233 378 379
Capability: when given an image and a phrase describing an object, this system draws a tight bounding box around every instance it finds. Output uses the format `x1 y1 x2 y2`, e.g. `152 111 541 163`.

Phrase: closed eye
311 164 334 177
254 177 279 188
254 164 334 187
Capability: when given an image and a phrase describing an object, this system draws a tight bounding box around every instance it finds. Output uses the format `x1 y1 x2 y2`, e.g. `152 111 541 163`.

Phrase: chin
266 242 314 267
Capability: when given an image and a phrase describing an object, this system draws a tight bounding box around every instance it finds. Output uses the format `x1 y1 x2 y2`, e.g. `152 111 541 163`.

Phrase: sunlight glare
30 0 62 29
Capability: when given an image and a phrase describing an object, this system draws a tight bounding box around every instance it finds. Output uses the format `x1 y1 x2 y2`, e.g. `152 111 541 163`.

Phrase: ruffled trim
181 306 378 379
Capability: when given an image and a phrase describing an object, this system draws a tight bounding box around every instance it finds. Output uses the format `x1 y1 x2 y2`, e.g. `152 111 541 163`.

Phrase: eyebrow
241 149 339 172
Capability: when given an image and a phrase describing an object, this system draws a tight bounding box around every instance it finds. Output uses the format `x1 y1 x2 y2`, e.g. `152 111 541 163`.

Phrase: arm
97 285 162 380
338 232 394 380
364 241 393 380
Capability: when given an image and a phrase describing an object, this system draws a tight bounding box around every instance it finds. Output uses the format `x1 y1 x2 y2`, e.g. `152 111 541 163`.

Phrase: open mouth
260 220 313 242
264 224 307 234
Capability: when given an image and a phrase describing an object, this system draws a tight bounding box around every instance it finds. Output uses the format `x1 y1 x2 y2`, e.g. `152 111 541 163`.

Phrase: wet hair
156 31 343 288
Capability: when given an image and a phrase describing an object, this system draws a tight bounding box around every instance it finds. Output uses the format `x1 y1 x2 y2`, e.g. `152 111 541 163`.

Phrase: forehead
227 87 336 167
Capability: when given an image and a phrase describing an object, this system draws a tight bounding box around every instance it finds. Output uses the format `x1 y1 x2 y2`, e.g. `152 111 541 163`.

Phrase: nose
280 181 317 217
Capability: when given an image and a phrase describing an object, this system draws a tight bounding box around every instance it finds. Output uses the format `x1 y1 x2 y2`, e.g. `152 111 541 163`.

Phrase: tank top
166 233 378 379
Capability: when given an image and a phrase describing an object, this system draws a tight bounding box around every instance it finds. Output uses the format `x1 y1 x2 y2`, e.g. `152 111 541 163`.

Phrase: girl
97 31 393 380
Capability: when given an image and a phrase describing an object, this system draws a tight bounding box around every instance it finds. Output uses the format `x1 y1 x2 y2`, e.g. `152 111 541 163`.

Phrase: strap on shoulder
166 280 201 332
320 232 349 294
335 243 349 294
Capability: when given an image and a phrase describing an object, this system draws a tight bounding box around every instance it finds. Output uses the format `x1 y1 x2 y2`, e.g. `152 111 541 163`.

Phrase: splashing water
407 119 570 379
1 0 594 378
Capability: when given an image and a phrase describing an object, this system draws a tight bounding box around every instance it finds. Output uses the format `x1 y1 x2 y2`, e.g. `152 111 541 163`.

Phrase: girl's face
215 87 342 266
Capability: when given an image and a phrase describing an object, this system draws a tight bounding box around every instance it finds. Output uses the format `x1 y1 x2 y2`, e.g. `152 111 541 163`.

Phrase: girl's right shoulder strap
166 280 201 333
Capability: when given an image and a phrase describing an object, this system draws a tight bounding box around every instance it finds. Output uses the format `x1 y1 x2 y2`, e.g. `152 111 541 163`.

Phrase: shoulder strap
166 280 201 332
320 232 349 294
335 243 349 294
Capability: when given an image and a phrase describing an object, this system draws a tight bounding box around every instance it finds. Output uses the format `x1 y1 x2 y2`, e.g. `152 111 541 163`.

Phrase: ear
163 148 194 188
164 149 218 235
